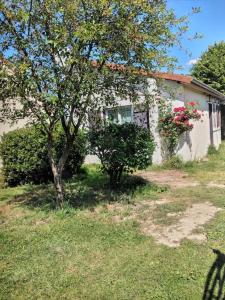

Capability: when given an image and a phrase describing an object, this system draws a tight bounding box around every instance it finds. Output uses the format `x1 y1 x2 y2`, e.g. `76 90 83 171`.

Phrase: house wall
176 86 211 161
0 119 28 139
150 81 222 163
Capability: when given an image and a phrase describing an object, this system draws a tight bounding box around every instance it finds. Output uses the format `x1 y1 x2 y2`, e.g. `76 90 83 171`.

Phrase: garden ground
1 144 225 299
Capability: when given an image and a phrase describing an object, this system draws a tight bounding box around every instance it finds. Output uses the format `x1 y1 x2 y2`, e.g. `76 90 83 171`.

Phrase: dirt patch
136 170 199 189
95 198 221 247
207 182 225 189
0 203 25 224
140 202 221 247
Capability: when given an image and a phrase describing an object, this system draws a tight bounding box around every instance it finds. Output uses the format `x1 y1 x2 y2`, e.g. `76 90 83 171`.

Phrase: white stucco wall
150 81 222 163
178 87 221 160
0 119 28 140
176 86 211 161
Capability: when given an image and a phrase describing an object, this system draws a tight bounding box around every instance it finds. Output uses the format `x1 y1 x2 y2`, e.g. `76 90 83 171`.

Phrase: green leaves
0 0 193 202
158 103 202 158
0 126 87 186
89 123 155 186
0 0 193 129
191 42 225 94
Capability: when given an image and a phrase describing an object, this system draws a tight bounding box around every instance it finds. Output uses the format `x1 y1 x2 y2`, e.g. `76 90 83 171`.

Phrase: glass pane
108 108 118 123
120 106 132 124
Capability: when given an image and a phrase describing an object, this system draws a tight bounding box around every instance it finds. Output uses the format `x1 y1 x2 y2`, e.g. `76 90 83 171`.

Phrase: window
108 108 119 123
107 106 132 124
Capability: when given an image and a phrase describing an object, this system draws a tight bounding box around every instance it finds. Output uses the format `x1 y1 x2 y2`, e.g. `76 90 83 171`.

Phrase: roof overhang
156 72 225 102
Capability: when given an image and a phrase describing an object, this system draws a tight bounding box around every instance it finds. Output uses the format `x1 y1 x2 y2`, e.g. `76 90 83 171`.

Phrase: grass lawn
1 145 225 299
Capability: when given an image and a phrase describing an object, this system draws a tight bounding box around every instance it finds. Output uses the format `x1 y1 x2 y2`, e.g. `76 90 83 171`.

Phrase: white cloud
187 58 199 66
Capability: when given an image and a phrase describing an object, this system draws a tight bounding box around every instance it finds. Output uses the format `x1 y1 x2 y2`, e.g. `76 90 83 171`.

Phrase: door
209 103 214 145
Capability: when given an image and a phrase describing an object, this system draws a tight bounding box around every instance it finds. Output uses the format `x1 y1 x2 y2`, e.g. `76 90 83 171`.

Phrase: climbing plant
158 102 202 158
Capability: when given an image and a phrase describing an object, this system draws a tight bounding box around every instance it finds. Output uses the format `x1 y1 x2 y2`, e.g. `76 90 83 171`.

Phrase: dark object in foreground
203 248 225 300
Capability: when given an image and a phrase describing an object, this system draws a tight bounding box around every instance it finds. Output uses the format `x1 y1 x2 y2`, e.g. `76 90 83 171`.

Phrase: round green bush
89 122 155 187
0 126 87 186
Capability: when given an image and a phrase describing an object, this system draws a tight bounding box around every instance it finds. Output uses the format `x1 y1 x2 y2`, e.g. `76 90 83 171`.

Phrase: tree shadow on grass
8 173 157 211
203 249 225 300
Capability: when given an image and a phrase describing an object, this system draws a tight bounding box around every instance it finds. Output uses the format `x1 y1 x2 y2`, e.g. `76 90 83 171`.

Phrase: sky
167 0 225 74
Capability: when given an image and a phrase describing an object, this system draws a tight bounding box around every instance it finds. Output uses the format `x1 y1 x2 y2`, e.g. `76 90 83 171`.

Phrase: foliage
191 41 225 94
162 155 184 169
0 0 198 206
89 123 155 187
207 145 218 155
158 102 202 158
0 126 87 186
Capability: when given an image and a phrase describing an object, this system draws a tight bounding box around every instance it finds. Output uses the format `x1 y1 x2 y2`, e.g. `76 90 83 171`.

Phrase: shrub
0 126 87 186
89 123 155 187
162 155 184 169
207 145 218 155
56 128 87 178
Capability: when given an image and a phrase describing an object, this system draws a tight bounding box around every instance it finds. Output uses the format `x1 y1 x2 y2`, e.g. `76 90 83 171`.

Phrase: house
1 72 225 165
85 73 225 164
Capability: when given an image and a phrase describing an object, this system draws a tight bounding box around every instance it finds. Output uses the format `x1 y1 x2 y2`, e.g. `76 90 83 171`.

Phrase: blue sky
167 0 225 74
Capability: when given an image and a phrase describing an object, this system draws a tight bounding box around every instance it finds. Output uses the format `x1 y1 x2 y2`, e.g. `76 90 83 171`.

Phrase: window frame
105 105 133 124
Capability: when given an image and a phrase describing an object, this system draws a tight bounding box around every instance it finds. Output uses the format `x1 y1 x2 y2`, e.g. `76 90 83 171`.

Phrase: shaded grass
0 165 166 212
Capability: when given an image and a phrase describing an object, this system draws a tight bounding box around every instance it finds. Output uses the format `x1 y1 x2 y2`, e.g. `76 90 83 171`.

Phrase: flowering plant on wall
158 102 202 158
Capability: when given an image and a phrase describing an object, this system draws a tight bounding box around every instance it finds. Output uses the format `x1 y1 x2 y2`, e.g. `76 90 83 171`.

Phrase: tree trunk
109 166 124 189
52 165 64 208
47 132 71 208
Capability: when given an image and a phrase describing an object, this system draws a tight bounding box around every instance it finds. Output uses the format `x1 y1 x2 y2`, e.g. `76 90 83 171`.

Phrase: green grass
1 144 225 299
182 143 225 184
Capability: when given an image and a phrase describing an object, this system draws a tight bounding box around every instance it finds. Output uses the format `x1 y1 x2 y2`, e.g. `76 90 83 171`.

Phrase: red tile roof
154 72 193 84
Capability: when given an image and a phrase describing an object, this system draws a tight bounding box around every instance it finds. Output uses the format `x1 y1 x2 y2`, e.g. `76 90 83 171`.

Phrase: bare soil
98 198 221 247
140 202 221 247
136 170 199 189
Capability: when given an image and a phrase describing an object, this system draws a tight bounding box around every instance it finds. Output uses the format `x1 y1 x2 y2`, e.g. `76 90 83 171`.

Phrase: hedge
0 126 87 186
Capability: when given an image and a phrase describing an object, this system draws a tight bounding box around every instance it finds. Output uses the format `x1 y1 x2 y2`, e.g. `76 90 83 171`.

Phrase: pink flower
173 106 186 113
187 101 196 107
174 115 181 121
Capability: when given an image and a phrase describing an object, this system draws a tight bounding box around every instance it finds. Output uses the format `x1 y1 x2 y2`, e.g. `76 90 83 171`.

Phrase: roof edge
190 78 225 101
152 71 225 101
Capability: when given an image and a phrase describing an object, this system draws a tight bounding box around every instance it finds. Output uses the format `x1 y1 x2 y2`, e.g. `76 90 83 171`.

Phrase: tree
0 0 194 207
191 41 225 94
